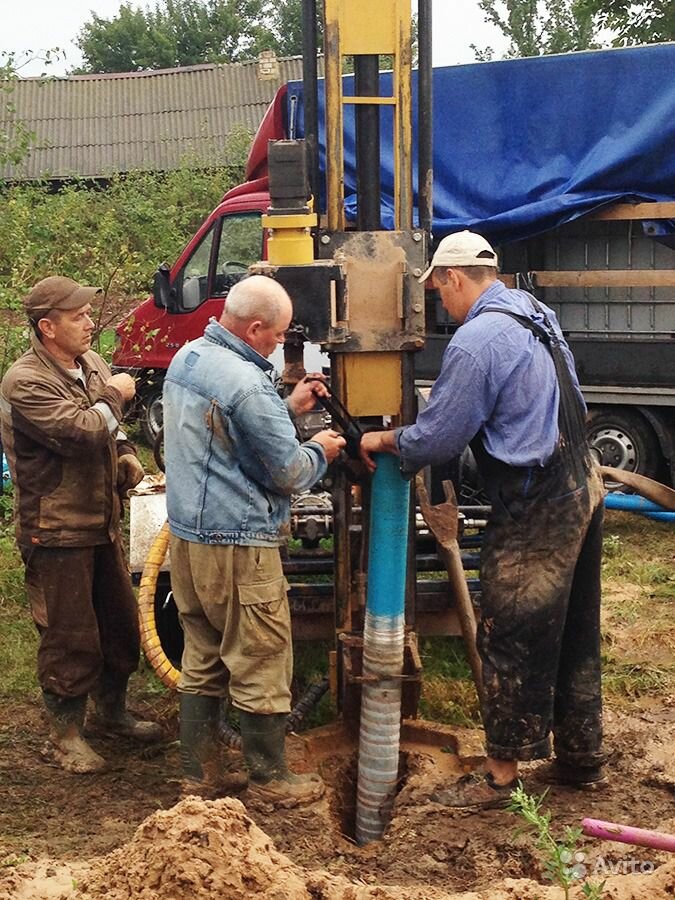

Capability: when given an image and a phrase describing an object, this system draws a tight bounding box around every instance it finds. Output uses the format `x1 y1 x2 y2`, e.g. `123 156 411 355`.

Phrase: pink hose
582 818 675 853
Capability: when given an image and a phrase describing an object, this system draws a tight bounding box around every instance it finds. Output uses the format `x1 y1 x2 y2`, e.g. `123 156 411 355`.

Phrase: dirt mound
1 795 673 900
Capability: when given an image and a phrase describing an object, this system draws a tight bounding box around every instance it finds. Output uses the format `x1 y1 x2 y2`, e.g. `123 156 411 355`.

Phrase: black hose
217 678 330 749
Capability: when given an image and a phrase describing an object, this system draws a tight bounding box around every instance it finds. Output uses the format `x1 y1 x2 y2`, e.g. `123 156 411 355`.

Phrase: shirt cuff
93 401 119 434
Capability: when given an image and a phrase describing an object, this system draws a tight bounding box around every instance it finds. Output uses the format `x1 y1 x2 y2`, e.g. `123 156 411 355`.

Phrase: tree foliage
0 52 62 172
74 0 314 73
578 0 675 46
472 0 599 59
1 55 33 171
0 145 250 373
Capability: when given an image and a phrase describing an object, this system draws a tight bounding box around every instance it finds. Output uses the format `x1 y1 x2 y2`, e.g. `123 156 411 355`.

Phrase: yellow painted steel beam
344 353 402 417
323 0 412 232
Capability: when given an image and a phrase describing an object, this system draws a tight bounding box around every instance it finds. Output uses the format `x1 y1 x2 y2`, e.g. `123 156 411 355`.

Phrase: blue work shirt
398 280 585 472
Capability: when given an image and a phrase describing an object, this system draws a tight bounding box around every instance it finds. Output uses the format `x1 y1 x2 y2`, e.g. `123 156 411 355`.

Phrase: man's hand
107 373 136 403
117 454 145 496
287 374 328 416
310 429 346 463
359 429 398 473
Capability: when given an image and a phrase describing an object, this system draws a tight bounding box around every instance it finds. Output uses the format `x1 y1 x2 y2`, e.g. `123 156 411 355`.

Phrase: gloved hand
117 454 145 497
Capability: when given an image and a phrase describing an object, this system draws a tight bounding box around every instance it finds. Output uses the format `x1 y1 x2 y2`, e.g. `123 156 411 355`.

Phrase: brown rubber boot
89 677 164 744
179 693 248 800
42 692 107 774
239 710 324 808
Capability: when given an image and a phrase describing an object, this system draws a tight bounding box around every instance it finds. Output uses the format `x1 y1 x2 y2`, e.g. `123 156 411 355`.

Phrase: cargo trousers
22 539 140 699
476 449 605 767
169 536 293 714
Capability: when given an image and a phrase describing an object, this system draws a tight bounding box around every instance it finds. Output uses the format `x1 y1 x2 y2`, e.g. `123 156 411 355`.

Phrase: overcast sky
2 0 509 76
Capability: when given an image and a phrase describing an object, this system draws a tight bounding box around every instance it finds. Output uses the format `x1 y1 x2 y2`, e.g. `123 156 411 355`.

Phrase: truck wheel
140 386 164 446
586 409 661 480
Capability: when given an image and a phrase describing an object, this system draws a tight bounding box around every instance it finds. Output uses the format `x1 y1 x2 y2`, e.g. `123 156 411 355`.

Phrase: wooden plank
588 202 675 221
500 270 675 288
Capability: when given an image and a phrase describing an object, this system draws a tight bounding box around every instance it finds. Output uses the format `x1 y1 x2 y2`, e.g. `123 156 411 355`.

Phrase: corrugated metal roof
0 56 310 181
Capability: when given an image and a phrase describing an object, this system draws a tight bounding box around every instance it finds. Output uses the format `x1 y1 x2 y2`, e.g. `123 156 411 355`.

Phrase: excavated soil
1 695 674 899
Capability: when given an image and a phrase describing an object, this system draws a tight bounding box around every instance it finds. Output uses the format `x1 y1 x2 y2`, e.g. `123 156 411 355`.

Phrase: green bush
0 133 251 375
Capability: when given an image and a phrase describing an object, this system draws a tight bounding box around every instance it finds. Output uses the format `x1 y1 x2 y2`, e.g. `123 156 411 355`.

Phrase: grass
1 474 673 722
0 505 39 697
599 511 675 706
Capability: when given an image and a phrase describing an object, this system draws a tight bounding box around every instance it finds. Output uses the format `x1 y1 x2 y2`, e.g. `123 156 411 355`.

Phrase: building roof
0 55 307 182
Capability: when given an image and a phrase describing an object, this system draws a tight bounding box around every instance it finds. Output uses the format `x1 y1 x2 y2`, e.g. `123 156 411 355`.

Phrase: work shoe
89 679 164 744
431 772 518 811
178 693 248 800
42 692 107 775
537 759 608 791
239 710 325 808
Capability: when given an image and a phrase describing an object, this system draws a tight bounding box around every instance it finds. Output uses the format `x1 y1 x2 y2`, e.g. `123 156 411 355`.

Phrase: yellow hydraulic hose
137 520 180 690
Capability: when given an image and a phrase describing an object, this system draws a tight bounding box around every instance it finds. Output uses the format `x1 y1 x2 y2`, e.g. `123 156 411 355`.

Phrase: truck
113 41 675 484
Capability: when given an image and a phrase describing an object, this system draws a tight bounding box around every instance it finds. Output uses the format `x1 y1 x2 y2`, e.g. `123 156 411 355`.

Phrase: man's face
248 304 293 358
430 269 467 323
41 304 95 359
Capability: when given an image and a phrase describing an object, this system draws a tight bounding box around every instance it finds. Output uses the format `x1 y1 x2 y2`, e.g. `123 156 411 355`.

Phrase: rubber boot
239 710 324 808
42 692 107 774
179 693 248 799
89 676 164 743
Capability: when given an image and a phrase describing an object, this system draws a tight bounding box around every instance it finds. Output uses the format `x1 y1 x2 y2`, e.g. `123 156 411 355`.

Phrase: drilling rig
248 0 467 845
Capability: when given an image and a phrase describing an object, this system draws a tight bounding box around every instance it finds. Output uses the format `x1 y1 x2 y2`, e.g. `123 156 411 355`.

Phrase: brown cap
23 276 101 319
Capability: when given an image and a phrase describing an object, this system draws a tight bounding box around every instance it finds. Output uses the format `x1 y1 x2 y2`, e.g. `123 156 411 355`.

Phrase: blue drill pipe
604 493 675 522
355 453 410 846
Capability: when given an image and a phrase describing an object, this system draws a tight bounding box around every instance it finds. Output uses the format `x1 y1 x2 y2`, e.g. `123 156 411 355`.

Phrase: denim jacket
163 319 327 546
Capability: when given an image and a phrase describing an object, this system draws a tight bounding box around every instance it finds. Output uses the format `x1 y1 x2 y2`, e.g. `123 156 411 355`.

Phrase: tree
472 0 599 60
579 0 675 46
74 0 319 73
1 51 60 174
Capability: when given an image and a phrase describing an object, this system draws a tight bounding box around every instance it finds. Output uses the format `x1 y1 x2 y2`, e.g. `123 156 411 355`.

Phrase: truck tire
586 408 661 480
140 385 164 446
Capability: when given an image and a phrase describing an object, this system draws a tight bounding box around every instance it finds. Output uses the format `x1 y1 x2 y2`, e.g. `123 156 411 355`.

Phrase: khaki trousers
170 536 292 714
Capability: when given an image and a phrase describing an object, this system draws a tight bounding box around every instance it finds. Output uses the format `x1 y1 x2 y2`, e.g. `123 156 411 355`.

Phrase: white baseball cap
418 230 498 283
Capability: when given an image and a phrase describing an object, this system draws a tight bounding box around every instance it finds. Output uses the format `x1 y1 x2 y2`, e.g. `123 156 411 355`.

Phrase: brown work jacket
0 334 136 549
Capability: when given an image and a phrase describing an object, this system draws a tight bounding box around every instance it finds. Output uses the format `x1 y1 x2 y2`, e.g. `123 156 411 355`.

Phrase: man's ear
37 317 55 341
244 319 263 341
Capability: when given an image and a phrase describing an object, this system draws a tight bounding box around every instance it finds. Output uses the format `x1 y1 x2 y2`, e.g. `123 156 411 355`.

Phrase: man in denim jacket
164 275 345 806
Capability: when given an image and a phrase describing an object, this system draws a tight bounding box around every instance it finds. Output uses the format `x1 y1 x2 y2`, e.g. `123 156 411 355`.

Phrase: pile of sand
1 796 673 899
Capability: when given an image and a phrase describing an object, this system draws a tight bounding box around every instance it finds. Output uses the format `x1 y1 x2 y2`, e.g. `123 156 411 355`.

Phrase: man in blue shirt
164 275 345 807
360 231 605 810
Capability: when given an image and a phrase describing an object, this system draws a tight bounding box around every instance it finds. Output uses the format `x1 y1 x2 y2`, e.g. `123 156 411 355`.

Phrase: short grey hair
432 265 497 284
224 275 291 326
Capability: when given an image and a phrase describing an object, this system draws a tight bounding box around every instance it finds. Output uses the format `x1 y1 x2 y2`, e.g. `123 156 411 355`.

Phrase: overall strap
476 301 591 484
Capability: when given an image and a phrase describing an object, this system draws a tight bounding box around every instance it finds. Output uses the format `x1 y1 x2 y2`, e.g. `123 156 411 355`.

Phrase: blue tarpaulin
288 44 675 244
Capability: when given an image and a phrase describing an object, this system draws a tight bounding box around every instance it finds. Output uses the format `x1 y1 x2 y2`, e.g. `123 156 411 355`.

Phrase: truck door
132 210 264 443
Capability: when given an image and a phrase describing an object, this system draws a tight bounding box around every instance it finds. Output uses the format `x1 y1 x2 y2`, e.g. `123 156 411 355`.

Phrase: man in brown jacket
0 276 163 773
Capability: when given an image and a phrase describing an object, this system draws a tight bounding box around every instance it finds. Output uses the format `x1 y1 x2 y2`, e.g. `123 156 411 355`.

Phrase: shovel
416 475 485 713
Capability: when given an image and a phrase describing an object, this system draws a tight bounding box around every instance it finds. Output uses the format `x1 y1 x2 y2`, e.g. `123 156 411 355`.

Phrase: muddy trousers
21 540 140 699
477 476 604 766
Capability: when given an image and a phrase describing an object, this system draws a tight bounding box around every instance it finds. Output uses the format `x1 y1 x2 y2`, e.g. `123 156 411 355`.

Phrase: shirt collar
464 280 507 324
203 318 274 373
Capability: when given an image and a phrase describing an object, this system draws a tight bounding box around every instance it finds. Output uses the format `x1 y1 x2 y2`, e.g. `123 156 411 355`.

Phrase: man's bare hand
310 429 346 463
358 429 398 473
107 373 136 402
287 373 328 416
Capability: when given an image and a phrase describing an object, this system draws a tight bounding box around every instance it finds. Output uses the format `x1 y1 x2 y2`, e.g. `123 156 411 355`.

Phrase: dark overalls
472 302 605 767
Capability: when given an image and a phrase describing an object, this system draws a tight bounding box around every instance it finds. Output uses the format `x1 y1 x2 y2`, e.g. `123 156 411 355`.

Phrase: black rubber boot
239 710 324 808
42 691 107 774
89 676 164 744
179 693 248 799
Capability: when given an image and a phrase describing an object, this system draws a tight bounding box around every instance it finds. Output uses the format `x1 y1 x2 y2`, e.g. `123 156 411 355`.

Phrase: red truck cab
112 87 289 441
